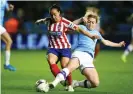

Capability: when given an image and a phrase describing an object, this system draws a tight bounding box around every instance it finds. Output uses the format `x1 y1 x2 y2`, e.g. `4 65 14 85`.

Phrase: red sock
66 73 72 85
50 64 60 77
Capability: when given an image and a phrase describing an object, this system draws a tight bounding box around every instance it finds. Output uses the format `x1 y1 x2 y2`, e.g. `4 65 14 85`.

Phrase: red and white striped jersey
46 17 78 49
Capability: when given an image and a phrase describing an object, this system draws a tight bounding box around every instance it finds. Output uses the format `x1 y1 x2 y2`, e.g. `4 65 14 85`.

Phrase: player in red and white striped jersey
35 4 99 92
47 17 77 49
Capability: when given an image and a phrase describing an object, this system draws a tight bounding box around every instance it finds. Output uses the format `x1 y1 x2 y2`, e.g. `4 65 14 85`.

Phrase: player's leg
121 30 133 63
47 49 60 77
60 48 73 91
1 26 16 71
60 57 74 92
121 39 133 63
84 68 99 88
72 52 99 89
49 57 80 89
72 68 99 89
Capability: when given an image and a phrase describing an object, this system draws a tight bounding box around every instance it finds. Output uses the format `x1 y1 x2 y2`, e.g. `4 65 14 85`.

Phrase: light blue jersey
75 25 103 58
0 0 8 26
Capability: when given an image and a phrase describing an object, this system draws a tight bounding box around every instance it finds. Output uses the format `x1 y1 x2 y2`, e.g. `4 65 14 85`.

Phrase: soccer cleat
60 80 67 86
4 64 16 71
121 55 127 63
49 83 55 89
72 80 79 88
64 86 68 91
66 85 74 92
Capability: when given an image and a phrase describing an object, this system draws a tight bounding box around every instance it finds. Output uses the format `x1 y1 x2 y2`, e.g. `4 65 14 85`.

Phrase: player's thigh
83 68 99 86
0 25 6 35
60 48 71 67
47 53 58 65
60 57 70 68
66 57 80 73
1 32 12 44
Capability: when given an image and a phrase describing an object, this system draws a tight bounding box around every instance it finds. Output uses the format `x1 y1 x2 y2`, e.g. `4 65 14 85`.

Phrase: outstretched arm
63 17 99 40
76 26 100 40
73 17 87 25
73 17 83 25
35 17 50 25
101 39 126 47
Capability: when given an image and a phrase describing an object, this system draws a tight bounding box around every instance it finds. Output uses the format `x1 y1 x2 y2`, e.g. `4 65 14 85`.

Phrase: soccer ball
35 79 49 93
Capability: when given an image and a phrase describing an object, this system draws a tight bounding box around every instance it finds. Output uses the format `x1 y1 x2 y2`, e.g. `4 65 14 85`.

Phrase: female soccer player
121 13 133 63
48 14 125 91
73 7 105 60
35 4 99 91
121 26 133 63
0 0 16 71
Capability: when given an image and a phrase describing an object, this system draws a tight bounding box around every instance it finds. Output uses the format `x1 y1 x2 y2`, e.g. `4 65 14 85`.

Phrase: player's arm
101 38 125 47
6 1 14 12
35 17 51 25
73 17 87 25
73 17 83 25
64 18 99 39
76 26 100 40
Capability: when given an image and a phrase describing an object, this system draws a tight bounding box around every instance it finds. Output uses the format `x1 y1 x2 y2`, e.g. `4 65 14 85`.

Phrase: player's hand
35 17 50 25
35 19 44 25
8 4 14 11
91 34 100 40
82 16 88 24
119 41 126 47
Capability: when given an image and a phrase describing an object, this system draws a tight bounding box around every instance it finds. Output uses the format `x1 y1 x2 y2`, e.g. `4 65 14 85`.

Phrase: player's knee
91 80 100 88
48 58 56 65
61 62 68 68
9 39 12 45
6 38 12 46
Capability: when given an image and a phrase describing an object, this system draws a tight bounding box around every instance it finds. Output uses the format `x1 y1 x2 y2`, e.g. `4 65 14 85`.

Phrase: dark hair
49 4 62 14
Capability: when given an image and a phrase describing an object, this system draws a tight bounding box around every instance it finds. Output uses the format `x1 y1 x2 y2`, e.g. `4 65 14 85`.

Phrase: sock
52 73 65 87
77 80 92 88
52 68 70 87
5 51 10 66
50 64 60 77
124 44 133 56
60 68 70 80
66 73 72 85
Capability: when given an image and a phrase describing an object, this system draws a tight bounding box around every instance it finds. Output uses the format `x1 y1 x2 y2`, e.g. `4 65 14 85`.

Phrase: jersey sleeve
5 1 9 10
62 18 78 30
78 25 86 30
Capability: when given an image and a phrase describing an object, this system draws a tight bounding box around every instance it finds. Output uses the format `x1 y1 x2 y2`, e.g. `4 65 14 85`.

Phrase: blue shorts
47 48 71 59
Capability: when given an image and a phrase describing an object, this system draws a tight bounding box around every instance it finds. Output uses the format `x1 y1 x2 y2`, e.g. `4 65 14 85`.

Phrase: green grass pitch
1 50 133 94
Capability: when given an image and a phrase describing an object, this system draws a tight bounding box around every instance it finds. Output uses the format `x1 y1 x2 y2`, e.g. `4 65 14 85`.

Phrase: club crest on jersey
58 24 61 30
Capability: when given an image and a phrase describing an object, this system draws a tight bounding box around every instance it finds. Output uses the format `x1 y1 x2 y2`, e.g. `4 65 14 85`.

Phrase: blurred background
1 1 133 94
1 1 133 50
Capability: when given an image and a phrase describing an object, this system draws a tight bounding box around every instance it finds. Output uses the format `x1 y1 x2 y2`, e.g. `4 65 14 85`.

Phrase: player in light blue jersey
48 14 125 91
0 0 16 71
73 7 105 60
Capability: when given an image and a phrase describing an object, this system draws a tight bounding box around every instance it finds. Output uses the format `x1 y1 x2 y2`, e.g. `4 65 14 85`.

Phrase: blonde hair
87 14 99 24
84 7 100 23
86 7 100 15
